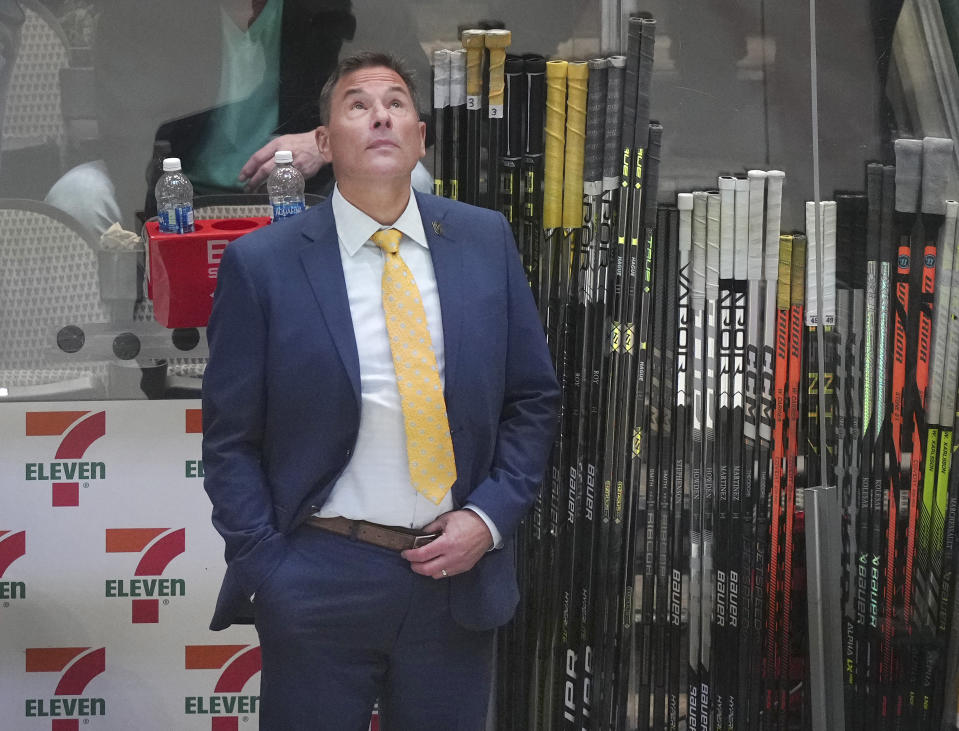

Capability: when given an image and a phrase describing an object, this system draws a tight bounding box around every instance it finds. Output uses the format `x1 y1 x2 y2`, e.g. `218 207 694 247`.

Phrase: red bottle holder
146 217 270 328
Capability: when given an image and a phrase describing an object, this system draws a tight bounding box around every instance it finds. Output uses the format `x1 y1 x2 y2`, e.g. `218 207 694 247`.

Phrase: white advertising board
0 400 380 731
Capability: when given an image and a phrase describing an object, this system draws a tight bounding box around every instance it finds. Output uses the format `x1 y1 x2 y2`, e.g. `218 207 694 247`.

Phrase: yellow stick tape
485 30 511 113
562 62 588 229
791 234 806 306
543 60 568 230
778 235 793 311
461 30 486 102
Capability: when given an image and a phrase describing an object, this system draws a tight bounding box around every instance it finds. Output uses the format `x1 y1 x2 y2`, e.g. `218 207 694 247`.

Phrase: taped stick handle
461 29 487 206
804 201 837 326
484 30 511 117
602 56 626 193
925 199 958 421
894 138 922 214
938 201 959 421
747 170 766 282
678 192 694 255
461 29 486 109
921 137 954 215
634 18 656 155
706 190 720 299
764 170 785 283
621 18 643 187
734 176 749 281
642 122 663 228
718 175 736 280
503 55 525 159
691 191 707 311
778 234 794 310
523 54 547 157
543 60 568 230
584 58 608 196
432 49 451 110
791 234 807 307
432 50 451 198
450 49 466 108
447 50 466 202
563 62 588 230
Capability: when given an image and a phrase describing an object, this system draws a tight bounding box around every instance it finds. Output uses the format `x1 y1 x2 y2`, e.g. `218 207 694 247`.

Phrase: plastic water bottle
268 150 306 222
155 157 195 233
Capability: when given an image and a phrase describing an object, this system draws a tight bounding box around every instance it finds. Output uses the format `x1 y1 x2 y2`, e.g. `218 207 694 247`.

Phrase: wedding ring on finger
441 569 448 578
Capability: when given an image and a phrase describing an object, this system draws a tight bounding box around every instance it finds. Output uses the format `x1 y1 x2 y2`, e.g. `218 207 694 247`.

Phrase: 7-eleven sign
24 647 106 730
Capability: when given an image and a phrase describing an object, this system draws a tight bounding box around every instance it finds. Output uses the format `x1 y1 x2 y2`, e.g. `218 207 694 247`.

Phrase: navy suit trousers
253 526 494 730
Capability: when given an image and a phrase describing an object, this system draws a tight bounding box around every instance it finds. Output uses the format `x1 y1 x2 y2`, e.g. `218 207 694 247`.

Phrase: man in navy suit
202 50 559 729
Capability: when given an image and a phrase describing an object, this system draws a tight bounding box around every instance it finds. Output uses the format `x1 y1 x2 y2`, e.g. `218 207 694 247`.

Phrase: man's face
315 66 426 188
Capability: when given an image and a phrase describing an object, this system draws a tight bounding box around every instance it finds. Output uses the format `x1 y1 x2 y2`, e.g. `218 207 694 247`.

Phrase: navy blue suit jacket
201 191 560 631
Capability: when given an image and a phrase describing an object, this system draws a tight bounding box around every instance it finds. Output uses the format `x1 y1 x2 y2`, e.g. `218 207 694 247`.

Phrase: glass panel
2 1 959 725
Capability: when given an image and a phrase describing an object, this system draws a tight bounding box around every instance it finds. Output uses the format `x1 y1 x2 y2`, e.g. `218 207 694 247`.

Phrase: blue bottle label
271 200 306 221
158 204 195 233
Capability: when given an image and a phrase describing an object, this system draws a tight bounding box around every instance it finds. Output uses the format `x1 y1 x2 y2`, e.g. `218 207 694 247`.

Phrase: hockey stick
484 29 511 211
460 29 486 206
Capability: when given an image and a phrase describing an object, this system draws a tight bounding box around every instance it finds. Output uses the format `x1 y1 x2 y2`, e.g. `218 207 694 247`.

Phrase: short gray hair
318 51 420 126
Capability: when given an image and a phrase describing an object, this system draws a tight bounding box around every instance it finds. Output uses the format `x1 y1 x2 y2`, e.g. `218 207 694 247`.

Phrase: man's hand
238 131 330 192
401 510 493 579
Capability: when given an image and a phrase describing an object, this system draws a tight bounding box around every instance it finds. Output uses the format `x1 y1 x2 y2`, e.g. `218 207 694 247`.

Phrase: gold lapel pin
432 221 443 236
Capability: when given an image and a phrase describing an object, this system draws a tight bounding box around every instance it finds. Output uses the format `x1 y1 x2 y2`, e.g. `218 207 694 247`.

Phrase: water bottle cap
273 150 293 164
162 157 183 172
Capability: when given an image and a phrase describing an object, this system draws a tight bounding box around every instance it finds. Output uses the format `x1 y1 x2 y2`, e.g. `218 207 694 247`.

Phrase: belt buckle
412 532 439 548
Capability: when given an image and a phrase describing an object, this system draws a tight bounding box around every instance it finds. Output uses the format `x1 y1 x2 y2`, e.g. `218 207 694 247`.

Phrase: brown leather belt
305 515 440 552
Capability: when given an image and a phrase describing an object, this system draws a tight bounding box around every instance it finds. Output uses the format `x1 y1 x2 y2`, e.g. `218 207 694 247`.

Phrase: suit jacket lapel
298 201 361 405
417 192 462 403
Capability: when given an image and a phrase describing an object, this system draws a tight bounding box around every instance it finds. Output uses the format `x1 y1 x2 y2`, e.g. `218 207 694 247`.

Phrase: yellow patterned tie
371 228 456 504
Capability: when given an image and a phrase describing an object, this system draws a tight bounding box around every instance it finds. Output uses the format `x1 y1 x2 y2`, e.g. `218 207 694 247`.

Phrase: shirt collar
332 185 428 256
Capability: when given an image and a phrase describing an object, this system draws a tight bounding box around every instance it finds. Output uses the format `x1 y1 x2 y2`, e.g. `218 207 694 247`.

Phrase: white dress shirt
316 186 501 546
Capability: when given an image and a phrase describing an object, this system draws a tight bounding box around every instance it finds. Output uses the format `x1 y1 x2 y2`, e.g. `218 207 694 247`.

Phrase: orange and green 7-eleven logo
183 645 381 730
0 529 26 602
24 411 107 507
24 647 106 730
185 645 261 730
185 408 205 478
105 528 186 623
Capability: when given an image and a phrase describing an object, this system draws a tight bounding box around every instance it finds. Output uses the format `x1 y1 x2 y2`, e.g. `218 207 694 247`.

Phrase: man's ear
417 120 426 159
315 126 331 160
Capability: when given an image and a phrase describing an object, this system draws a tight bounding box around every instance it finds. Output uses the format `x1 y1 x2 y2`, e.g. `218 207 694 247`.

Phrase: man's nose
372 103 393 129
